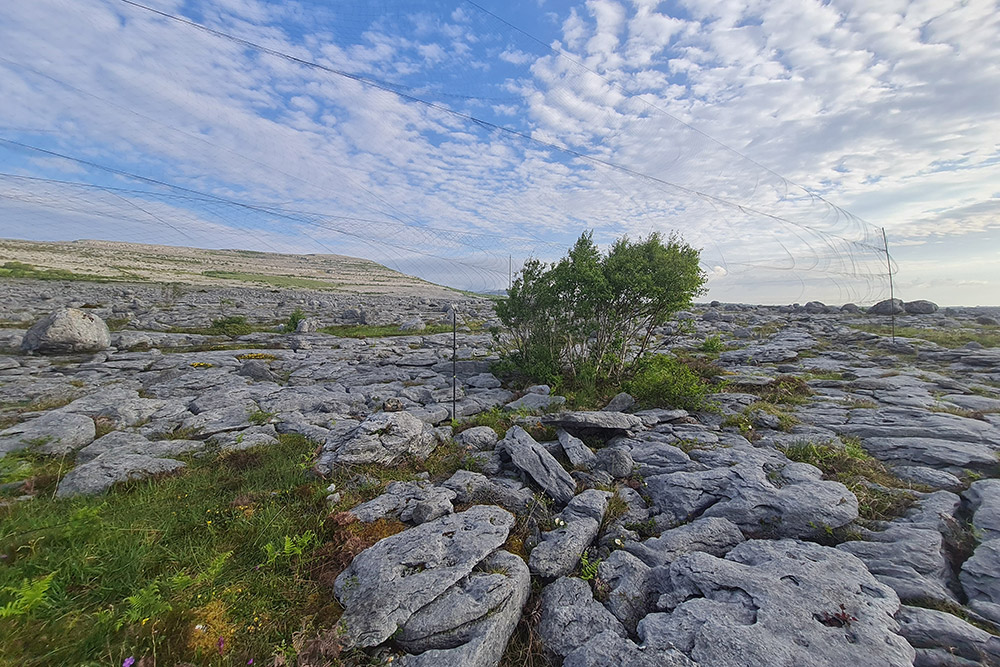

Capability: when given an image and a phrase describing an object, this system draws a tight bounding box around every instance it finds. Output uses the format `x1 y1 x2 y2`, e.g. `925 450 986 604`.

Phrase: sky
0 0 998 305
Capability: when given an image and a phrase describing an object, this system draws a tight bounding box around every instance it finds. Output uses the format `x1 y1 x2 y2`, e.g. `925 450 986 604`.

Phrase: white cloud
0 0 997 303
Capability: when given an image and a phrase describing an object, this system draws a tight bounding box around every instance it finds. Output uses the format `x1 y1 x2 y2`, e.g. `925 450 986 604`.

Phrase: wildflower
123 658 135 667
614 538 624 547
248 661 254 665
217 636 225 656
194 624 205 632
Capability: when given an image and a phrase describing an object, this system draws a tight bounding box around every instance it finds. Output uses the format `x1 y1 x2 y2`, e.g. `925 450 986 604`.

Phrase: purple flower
217 636 225 655
248 661 254 666
123 659 135 667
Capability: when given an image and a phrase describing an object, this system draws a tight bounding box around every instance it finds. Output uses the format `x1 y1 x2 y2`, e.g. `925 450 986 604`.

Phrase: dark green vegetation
494 232 706 409
0 433 487 667
202 270 342 291
780 437 924 522
625 354 714 411
850 323 1000 348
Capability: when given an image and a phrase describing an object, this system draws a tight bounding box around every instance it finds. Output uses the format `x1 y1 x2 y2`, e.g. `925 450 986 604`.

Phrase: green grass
202 271 342 291
318 324 453 338
780 437 926 522
850 324 1000 348
0 434 369 666
727 374 813 406
0 261 113 283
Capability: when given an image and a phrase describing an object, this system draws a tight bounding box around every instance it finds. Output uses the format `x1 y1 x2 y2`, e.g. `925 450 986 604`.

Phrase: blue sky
1 0 998 304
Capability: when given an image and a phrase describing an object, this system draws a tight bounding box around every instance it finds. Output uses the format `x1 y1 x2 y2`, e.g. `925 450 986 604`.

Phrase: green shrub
494 231 706 394
207 315 252 337
285 308 306 332
699 334 725 353
626 354 712 411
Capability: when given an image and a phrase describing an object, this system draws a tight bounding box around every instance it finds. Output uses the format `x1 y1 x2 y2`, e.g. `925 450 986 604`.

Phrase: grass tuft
780 437 926 522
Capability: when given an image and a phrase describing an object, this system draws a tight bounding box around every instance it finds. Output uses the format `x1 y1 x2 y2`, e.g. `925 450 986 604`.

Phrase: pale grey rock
942 393 1000 412
869 298 906 315
466 373 502 389
334 505 514 648
214 426 279 451
640 539 914 667
180 405 252 436
537 577 626 658
456 426 498 451
396 550 529 667
61 387 166 427
558 429 596 470
645 447 858 538
563 630 697 667
441 470 533 513
595 447 634 478
503 392 565 412
966 479 1000 542
20 308 111 354
75 430 204 464
526 384 551 395
598 549 655 632
603 392 635 412
237 359 276 382
625 517 745 568
961 541 1000 624
399 317 426 332
0 411 95 456
905 300 939 315
56 453 185 497
315 411 436 470
528 492 612 577
839 525 956 605
896 604 1000 666
349 480 456 525
892 465 963 490
497 426 576 504
542 410 643 434
294 317 321 333
861 437 999 475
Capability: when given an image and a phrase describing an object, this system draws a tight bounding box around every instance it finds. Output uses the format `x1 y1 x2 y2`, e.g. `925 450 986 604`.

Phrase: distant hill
0 238 460 298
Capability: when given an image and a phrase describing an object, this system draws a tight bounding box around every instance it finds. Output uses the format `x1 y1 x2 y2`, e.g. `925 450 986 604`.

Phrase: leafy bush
626 354 712 411
207 315 253 337
699 334 725 353
495 231 706 391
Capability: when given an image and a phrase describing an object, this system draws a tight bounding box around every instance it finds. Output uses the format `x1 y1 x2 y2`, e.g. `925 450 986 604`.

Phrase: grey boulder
315 411 435 470
0 411 95 457
20 307 111 354
349 480 456 525
537 576 626 658
529 490 611 578
868 298 905 315
542 411 643 435
904 300 939 315
334 505 514 648
56 453 185 497
396 550 529 667
496 426 576 504
640 539 914 667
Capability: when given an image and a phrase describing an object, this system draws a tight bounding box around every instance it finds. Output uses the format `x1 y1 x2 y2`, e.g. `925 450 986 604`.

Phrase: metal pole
508 255 512 292
452 309 457 422
882 227 895 343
